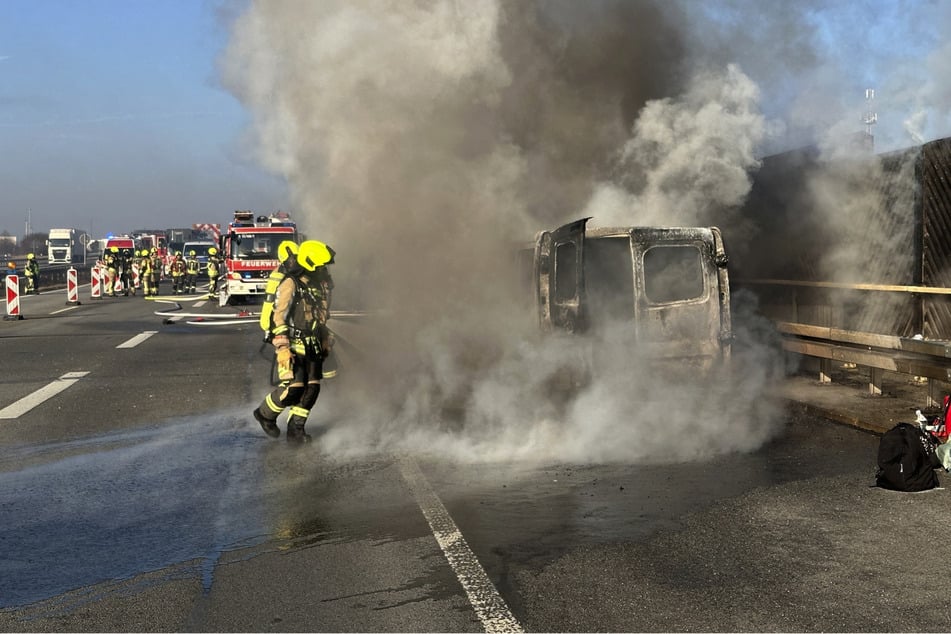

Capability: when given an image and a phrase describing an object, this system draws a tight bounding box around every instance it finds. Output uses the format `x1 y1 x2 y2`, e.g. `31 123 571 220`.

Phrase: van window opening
554 243 577 302
585 237 635 324
643 245 704 303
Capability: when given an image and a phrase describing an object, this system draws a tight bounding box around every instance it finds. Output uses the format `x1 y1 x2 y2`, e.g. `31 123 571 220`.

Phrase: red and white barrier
4 274 22 320
66 267 80 305
91 266 102 299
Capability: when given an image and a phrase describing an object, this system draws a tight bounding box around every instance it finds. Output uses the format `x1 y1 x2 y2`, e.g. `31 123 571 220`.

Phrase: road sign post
66 267 80 305
90 266 102 300
5 274 23 320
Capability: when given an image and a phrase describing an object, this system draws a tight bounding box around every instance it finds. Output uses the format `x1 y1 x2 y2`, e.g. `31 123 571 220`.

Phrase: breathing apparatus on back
260 240 300 340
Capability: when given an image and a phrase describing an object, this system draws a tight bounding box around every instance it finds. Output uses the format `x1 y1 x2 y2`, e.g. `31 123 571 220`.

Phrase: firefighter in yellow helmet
205 246 221 298
184 249 200 293
259 240 299 335
104 247 119 296
253 240 335 442
148 248 162 296
23 253 39 295
137 249 153 297
169 252 186 294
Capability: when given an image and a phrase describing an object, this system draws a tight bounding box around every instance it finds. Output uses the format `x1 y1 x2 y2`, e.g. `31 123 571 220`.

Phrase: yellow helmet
150 247 157 254
208 247 217 255
27 253 35 259
296 240 333 272
188 250 196 257
110 246 118 253
277 240 299 263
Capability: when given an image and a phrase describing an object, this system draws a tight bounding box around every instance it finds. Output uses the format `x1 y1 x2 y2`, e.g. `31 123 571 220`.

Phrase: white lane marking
398 457 524 634
50 305 80 315
0 371 90 419
116 331 158 348
194 300 207 307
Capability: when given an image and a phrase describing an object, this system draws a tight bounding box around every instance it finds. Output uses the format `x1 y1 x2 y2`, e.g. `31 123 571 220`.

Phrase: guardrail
5 264 92 294
777 321 951 408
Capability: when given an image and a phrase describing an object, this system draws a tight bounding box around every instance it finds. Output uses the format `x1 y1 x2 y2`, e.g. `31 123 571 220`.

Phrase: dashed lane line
116 331 158 348
398 457 524 634
49 305 80 315
0 371 90 419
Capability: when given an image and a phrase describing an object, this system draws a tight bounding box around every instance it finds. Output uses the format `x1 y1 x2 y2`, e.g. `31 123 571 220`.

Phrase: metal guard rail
7 264 92 293
777 321 951 407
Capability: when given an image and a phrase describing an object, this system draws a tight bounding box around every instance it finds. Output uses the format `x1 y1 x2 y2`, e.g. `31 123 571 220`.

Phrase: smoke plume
220 0 950 464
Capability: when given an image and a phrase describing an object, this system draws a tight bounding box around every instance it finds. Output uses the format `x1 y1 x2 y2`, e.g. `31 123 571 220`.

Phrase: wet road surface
2 291 949 631
0 404 912 632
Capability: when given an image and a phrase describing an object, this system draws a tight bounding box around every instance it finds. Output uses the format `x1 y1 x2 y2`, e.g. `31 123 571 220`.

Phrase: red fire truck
219 210 299 305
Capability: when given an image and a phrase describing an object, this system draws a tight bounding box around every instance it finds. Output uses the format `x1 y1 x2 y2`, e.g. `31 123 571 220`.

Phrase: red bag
928 395 951 443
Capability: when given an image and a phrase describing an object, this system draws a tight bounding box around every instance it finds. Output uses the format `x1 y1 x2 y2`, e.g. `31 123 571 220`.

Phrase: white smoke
584 63 769 233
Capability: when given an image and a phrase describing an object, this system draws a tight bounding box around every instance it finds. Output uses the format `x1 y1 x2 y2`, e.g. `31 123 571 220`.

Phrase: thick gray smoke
219 0 949 464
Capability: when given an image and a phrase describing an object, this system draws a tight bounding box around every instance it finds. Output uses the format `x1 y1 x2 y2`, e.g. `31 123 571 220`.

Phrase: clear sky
0 0 286 239
2 0 949 243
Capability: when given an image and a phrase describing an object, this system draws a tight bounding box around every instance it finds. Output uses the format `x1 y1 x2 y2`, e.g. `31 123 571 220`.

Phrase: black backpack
876 422 941 492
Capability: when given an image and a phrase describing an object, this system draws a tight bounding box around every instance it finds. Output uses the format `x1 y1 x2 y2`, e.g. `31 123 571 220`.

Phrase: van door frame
535 217 589 334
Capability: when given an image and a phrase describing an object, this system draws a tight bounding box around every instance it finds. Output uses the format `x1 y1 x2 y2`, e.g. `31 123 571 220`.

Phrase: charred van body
525 217 732 373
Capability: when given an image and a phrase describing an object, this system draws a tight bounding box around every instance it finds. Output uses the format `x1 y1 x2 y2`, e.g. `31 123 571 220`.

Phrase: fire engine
219 210 299 305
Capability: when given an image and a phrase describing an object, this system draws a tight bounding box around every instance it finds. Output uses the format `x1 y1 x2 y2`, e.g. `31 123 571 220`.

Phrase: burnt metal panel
921 138 951 339
733 137 951 338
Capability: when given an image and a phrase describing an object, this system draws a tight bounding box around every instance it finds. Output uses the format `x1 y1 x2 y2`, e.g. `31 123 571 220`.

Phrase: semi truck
46 228 86 264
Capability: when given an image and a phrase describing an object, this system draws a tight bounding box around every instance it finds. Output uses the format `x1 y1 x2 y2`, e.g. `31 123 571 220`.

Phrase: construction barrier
5 274 22 320
66 267 80 305
91 266 102 299
114 273 123 295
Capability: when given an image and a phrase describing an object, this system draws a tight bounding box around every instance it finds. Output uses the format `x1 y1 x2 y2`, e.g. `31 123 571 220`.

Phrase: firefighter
23 253 39 295
169 252 186 294
148 247 162 296
206 246 221 298
136 249 153 297
103 247 119 296
258 240 299 337
119 249 134 296
252 240 335 443
184 250 200 294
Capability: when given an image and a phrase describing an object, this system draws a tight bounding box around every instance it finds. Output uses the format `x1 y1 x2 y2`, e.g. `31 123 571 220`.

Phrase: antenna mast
864 88 878 150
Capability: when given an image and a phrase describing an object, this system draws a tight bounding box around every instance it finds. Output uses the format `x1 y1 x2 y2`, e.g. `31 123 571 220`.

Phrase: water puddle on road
0 411 347 609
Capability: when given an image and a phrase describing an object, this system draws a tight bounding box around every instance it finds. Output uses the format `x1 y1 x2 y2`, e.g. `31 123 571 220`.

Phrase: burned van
528 217 732 372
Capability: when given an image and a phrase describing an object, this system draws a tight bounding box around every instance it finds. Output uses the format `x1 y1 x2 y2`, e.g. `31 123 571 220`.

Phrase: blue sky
1 0 949 243
0 0 286 239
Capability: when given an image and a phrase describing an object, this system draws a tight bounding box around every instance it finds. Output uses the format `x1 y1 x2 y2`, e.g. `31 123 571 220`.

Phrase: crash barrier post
5 275 22 320
133 267 139 289
90 266 102 299
66 267 80 305
114 273 123 295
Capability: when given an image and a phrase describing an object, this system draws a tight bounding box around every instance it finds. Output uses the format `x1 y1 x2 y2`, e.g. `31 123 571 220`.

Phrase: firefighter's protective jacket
272 268 333 353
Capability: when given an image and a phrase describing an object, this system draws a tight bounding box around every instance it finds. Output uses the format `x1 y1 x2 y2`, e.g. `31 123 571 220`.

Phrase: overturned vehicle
523 218 733 375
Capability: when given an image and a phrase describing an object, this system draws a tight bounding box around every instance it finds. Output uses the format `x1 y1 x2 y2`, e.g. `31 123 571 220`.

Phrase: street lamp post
80 233 89 265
